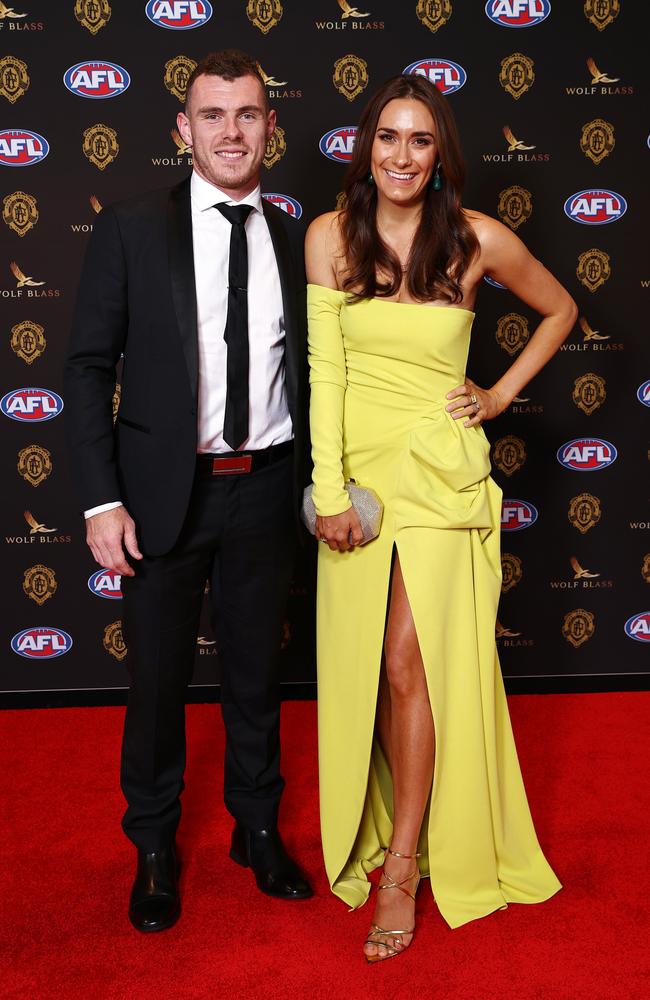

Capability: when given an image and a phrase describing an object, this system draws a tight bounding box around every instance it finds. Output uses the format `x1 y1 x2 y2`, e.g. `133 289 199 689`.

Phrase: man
64 49 312 932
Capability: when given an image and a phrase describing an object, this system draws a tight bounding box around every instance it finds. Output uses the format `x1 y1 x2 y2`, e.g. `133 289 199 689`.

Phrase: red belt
196 440 293 476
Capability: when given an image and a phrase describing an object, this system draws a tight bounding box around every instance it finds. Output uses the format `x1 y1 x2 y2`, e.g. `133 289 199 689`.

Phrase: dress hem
331 877 563 929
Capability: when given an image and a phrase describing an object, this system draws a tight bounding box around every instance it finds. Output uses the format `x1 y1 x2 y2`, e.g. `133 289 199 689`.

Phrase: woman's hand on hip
445 379 506 428
316 507 364 552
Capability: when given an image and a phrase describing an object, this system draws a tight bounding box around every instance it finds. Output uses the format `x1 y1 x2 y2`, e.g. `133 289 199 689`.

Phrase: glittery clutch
301 480 384 545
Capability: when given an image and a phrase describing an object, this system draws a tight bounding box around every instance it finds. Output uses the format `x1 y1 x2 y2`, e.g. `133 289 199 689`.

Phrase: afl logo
11 626 73 659
563 189 627 226
1 388 63 423
63 61 131 99
624 612 650 643
636 380 650 407
262 193 303 219
501 499 538 531
319 126 358 163
0 129 49 167
557 438 617 471
403 59 467 95
145 0 213 29
485 0 551 27
88 568 123 600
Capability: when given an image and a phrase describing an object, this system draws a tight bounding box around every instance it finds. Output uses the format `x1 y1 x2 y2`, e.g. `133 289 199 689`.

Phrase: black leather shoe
128 845 180 932
230 823 313 900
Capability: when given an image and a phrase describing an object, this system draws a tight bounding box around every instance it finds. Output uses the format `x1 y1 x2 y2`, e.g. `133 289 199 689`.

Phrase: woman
307 76 576 962
306 73 573 962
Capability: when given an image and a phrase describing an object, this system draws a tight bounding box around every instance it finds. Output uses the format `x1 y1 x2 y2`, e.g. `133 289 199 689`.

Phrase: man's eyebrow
376 126 435 138
196 104 265 115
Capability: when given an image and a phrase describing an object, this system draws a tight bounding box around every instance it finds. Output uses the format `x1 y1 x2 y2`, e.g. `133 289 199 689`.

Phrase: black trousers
119 453 295 852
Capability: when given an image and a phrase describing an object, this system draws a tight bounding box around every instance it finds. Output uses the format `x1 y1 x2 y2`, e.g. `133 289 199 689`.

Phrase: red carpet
2 693 649 1000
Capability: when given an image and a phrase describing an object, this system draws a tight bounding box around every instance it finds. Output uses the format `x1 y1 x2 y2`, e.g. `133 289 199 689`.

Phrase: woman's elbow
556 293 578 336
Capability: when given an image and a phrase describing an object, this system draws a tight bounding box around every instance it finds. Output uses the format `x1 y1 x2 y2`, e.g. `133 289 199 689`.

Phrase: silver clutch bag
301 480 384 545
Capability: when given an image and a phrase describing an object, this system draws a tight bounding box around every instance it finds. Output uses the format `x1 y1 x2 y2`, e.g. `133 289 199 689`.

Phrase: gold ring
469 393 478 404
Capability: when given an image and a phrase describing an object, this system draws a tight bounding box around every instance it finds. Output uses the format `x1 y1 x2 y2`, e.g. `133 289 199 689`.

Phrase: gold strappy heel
364 847 422 964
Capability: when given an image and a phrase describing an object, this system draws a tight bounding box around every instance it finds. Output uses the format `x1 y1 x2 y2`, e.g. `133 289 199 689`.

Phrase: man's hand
85 506 143 577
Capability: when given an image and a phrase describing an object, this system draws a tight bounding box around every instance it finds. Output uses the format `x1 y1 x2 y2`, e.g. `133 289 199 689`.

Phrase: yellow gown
308 283 561 930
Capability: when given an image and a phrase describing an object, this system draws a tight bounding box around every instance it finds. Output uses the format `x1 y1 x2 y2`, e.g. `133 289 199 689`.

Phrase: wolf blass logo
496 619 533 648
265 82 301 99
511 396 543 414
0 6 43 30
560 314 622 352
198 633 217 655
2 261 60 298
482 125 550 163
5 510 70 545
565 57 632 96
315 1 384 30
152 128 193 167
70 194 103 233
550 555 612 590
258 64 301 100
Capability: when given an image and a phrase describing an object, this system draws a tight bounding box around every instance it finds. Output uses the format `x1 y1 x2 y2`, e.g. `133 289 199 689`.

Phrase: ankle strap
387 847 422 860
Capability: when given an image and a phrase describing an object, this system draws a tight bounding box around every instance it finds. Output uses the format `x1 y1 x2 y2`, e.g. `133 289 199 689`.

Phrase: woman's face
369 98 438 207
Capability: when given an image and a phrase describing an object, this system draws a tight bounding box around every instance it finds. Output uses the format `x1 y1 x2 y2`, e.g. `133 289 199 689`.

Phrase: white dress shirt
85 171 293 519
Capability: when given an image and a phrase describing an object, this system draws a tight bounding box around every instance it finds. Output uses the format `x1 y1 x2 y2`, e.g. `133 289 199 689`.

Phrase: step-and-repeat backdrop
1 1 648 704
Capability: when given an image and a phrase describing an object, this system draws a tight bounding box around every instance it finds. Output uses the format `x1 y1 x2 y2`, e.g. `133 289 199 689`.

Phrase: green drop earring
367 171 375 184
432 163 442 191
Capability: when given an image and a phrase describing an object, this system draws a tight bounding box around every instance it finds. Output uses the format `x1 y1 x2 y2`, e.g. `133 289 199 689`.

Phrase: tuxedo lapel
167 176 198 405
263 200 299 425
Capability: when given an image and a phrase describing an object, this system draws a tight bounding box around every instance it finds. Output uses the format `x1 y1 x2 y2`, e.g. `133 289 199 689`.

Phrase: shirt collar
190 170 263 215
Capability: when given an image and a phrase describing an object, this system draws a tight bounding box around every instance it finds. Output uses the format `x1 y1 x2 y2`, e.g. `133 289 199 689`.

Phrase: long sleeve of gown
307 284 352 517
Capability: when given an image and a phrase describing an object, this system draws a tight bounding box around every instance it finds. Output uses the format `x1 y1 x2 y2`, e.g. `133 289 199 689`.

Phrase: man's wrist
84 501 123 519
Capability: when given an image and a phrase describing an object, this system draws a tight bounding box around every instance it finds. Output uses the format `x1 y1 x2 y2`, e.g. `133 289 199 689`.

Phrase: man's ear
266 108 277 139
177 111 192 147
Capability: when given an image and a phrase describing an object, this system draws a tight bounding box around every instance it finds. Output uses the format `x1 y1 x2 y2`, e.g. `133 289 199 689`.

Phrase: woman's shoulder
306 210 344 243
463 208 521 253
305 211 346 287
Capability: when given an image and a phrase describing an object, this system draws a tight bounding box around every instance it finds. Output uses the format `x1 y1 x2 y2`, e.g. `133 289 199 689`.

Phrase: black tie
215 202 254 450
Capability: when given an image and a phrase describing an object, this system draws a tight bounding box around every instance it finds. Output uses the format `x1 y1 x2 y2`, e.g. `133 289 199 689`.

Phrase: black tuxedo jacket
64 176 310 556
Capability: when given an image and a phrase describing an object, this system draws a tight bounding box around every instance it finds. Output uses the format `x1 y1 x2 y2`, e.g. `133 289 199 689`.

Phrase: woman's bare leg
364 553 435 959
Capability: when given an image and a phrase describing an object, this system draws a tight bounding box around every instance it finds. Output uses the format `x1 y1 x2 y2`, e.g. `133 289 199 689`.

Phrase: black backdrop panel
1 1 648 704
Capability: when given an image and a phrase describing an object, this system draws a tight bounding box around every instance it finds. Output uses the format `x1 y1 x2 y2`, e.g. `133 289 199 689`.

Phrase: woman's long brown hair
340 74 478 304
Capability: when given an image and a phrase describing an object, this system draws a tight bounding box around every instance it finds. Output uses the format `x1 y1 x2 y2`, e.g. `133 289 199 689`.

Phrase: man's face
177 73 275 198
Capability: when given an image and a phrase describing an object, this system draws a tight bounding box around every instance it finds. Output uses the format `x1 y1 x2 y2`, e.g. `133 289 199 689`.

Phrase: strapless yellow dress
308 283 561 929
